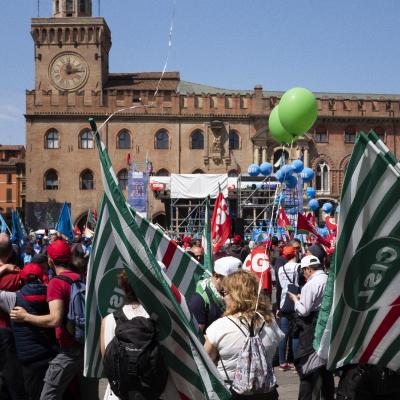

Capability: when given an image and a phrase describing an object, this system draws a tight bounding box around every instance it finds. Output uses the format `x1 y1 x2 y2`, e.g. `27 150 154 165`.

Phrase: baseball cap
47 239 72 263
308 244 326 264
233 235 242 244
20 263 44 282
283 246 297 260
301 255 321 269
214 256 242 276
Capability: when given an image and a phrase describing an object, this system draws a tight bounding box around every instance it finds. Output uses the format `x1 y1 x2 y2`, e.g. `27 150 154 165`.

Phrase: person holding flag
189 256 242 333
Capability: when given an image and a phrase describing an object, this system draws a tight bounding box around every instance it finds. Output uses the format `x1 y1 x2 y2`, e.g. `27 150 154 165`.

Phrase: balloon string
96 0 176 133
254 139 295 313
154 0 176 98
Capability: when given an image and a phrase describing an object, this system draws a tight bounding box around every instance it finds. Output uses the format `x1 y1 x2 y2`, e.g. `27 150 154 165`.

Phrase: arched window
373 126 385 142
155 130 169 149
192 169 204 174
155 168 170 176
45 130 59 149
344 126 357 144
229 130 240 150
79 129 93 149
117 130 132 149
80 169 94 190
228 169 239 177
316 161 329 192
273 149 289 172
44 169 58 190
117 169 128 190
191 130 204 149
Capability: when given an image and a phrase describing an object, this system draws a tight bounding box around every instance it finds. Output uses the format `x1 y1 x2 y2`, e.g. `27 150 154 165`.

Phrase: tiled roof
0 145 25 150
105 72 180 91
178 81 400 100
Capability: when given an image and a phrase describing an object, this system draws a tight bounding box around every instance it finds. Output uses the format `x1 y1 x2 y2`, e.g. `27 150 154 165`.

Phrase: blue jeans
278 314 298 364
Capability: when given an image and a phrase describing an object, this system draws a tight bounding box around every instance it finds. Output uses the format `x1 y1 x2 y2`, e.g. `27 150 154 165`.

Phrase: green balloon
278 87 317 135
268 106 295 144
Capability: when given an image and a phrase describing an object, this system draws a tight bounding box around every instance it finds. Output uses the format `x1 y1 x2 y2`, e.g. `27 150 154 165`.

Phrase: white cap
214 256 242 276
301 255 321 269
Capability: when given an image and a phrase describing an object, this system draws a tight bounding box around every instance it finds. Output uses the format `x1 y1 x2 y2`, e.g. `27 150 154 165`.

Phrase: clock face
49 53 89 91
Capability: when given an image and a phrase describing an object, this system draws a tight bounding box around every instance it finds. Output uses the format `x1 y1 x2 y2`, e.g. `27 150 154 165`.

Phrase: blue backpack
54 274 86 344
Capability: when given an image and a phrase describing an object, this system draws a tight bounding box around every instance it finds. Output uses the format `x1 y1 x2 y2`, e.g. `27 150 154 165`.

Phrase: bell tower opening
52 0 92 18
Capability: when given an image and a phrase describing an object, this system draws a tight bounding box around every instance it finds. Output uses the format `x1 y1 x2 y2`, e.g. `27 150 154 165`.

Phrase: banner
128 171 148 216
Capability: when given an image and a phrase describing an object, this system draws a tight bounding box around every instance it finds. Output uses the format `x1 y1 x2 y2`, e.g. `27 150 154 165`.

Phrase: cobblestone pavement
99 369 300 399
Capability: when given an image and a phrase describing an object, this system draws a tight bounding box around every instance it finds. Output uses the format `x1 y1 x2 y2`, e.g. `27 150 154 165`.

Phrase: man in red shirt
11 239 98 400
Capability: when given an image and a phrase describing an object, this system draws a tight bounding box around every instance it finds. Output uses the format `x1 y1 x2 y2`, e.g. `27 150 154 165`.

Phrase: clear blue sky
1 0 400 144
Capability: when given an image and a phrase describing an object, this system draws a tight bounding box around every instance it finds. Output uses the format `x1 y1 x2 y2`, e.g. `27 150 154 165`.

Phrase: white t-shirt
206 315 284 381
103 304 149 400
278 261 300 309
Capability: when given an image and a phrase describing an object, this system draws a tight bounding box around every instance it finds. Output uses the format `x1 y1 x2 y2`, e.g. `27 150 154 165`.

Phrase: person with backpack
100 270 168 400
276 245 301 371
10 239 98 400
287 255 335 400
189 256 242 332
0 263 58 400
204 270 284 399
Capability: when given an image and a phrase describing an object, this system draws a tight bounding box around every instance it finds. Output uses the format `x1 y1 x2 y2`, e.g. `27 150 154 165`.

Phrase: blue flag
0 213 9 234
55 202 74 241
11 210 26 253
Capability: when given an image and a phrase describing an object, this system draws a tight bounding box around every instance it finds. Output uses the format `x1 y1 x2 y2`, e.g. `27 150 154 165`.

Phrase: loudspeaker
232 218 244 237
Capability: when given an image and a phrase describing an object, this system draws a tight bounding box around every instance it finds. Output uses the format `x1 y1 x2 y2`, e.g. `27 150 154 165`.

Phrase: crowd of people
0 229 398 400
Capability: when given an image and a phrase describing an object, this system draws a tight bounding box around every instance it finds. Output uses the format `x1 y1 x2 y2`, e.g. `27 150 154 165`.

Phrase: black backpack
103 310 168 400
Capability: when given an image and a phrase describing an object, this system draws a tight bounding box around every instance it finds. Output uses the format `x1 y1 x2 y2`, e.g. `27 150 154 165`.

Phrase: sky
1 0 400 145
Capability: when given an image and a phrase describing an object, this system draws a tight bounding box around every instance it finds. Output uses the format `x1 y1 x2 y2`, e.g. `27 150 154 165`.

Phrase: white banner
170 174 228 199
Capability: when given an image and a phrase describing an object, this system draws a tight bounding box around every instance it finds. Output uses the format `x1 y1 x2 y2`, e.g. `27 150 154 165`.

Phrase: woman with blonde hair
205 270 284 399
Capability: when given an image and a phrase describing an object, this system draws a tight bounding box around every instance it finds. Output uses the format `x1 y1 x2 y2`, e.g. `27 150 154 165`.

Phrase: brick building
25 0 400 229
0 145 26 224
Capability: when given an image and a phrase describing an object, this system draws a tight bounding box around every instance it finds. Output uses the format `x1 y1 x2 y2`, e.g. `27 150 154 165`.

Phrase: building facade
25 0 400 229
0 145 26 224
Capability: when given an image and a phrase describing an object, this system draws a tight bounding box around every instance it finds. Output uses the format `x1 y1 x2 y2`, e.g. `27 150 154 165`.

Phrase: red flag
306 212 316 227
73 224 81 236
243 246 272 293
211 192 231 254
325 215 337 235
297 212 331 247
277 207 293 231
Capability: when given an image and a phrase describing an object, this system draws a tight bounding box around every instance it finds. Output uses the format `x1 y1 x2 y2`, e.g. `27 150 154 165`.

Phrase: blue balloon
280 164 294 177
301 167 315 183
275 170 285 182
292 159 304 173
285 175 298 188
259 162 272 176
306 187 316 199
308 199 319 211
322 202 333 213
248 164 260 176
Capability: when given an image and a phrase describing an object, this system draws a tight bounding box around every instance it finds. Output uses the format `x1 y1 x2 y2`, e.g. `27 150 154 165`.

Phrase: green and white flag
314 131 400 372
202 196 213 274
84 119 230 399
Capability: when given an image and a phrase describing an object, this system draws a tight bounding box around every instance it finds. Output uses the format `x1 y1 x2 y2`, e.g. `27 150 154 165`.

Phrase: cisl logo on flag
344 237 400 311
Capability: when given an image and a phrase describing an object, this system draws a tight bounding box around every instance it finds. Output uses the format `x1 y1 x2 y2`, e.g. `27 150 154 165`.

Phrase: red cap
47 239 72 264
283 246 297 260
183 236 191 243
233 235 242 244
20 263 44 282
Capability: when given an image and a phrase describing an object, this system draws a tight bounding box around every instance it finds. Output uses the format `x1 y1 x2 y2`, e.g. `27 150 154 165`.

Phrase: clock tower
31 0 111 102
